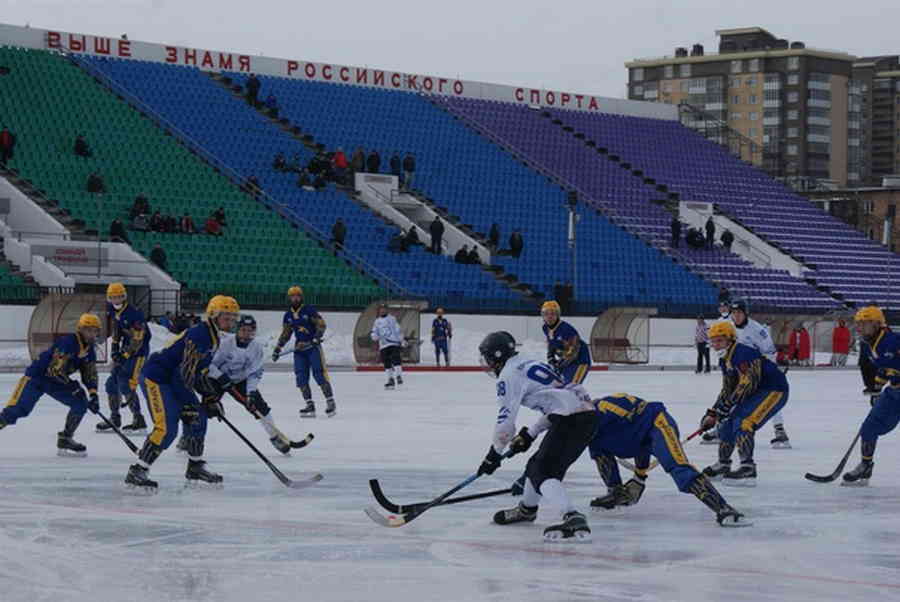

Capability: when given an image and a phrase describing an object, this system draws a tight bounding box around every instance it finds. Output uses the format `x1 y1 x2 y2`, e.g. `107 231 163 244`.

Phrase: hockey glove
510 474 526 496
272 347 282 362
204 398 225 421
477 446 503 476
509 427 534 455
700 408 719 432
87 392 100 414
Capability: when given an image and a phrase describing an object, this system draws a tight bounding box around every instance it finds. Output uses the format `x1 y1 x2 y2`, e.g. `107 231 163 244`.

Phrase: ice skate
543 511 591 543
122 414 148 436
590 485 631 510
702 461 731 481
185 459 223 488
299 400 316 418
700 431 719 445
270 433 291 455
384 377 395 390
841 460 873 487
95 412 121 433
770 424 791 449
493 502 537 525
396 375 403 386
125 463 158 493
56 432 87 457
325 398 336 418
723 463 757 487
717 505 752 527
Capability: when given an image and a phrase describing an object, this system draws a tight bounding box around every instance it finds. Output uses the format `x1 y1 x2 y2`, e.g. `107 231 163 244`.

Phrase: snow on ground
1 367 898 602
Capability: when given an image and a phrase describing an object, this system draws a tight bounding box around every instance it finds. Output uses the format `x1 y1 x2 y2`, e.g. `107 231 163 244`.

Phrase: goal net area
27 292 108 363
352 299 427 365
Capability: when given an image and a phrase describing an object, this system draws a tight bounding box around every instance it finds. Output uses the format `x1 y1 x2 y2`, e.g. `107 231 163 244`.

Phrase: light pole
566 190 580 304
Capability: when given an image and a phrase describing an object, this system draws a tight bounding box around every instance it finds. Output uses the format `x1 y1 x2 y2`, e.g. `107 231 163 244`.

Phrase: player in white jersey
476 331 598 542
188 315 302 455
371 304 406 389
730 299 790 449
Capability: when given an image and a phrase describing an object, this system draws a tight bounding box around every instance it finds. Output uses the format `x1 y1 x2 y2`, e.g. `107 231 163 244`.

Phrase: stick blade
364 506 410 528
804 472 838 483
369 478 404 513
284 472 324 489
290 433 315 449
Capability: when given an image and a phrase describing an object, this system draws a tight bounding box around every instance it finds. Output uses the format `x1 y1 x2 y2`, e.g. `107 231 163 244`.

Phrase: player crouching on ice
842 306 900 486
587 393 748 526
188 314 302 455
0 313 102 457
701 321 789 487
125 295 239 492
477 331 597 542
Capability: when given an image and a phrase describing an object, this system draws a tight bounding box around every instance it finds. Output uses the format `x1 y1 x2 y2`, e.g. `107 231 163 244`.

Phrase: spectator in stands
403 153 416 189
455 245 470 264
705 217 715 249
86 171 106 194
0 126 15 165
389 152 402 183
509 229 524 258
273 152 287 171
74 134 92 158
180 213 197 234
366 150 381 173
388 230 408 253
685 227 705 249
164 214 178 233
429 216 444 254
488 223 500 250
670 217 681 248
109 218 130 245
213 207 226 226
332 147 349 185
831 319 851 367
297 168 314 191
467 246 480 265
264 93 279 118
331 217 347 250
721 229 734 251
404 226 422 248
130 194 150 219
695 316 711 374
350 146 365 180
150 210 164 232
312 173 327 191
245 73 261 106
131 213 149 232
205 213 223 236
150 243 167 271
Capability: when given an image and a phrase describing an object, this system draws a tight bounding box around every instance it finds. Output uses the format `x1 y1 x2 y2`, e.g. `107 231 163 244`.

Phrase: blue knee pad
1 377 44 424
293 350 311 388
861 388 900 440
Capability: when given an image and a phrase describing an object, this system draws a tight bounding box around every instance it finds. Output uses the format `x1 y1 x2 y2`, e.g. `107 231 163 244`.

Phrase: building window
730 77 741 88
633 85 644 96
788 56 800 70
731 60 743 74
733 95 741 104
679 64 691 77
750 112 759 121
664 65 674 79
788 74 800 85
662 81 672 93
787 91 800 103
787 144 799 155
749 94 758 104
747 77 757 87
748 127 757 137
632 68 644 82
730 112 743 121
788 109 799 120
787 127 799 137
749 59 760 72
680 81 690 92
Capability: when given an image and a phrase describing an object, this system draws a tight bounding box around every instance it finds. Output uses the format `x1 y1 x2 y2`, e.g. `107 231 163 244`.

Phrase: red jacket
832 325 851 354
332 151 348 169
205 217 221 235
0 129 13 149
798 328 811 360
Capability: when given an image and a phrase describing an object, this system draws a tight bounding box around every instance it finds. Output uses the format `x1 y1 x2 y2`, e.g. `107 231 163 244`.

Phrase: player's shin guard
320 382 334 401
737 431 755 465
861 438 876 461
126 391 142 417
299 385 312 402
185 435 204 460
594 455 622 488
689 475 729 514
108 393 122 415
62 411 84 438
137 439 162 467
719 440 736 464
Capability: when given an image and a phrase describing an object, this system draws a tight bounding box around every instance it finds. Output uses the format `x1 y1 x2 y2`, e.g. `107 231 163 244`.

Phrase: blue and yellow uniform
542 317 592 385
857 321 900 459
105 300 151 414
432 314 452 365
1 332 97 433
589 393 700 492
274 295 334 404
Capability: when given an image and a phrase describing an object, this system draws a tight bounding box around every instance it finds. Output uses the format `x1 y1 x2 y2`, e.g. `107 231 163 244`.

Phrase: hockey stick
274 335 332 359
96 410 140 454
805 432 860 483
365 449 516 528
219 414 323 489
616 428 703 472
369 479 512 514
227 387 314 449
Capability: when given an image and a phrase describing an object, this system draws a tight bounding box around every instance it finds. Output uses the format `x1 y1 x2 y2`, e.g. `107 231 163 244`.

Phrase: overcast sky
3 0 899 98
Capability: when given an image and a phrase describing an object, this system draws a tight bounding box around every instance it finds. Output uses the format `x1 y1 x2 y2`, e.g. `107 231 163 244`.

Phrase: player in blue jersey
700 321 789 486
272 285 335 418
541 301 591 384
124 295 239 492
431 307 452 367
0 313 102 456
586 393 748 526
843 306 900 486
97 282 150 435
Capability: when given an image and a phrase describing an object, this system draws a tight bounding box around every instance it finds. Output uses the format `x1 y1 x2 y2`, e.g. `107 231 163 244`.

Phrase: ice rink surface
1 367 899 602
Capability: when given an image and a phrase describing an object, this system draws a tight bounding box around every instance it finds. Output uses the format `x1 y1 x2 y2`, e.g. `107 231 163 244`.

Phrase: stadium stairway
0 46 387 309
0 240 41 303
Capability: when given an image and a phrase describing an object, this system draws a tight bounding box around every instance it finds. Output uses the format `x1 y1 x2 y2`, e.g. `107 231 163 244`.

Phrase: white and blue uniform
372 314 405 382
209 334 264 394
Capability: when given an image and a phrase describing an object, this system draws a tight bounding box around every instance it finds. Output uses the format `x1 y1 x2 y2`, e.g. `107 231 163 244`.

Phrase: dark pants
696 342 710 372
671 234 679 248
0 147 12 164
706 233 714 248
380 345 403 369
525 412 598 490
430 235 442 254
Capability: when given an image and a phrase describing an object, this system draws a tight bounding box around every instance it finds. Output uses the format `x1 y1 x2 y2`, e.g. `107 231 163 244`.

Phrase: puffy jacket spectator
74 134 92 158
245 73 261 105
205 215 223 236
454 245 469 264
0 126 15 165
831 319 851 367
429 217 444 254
150 243 167 271
389 153 402 179
721 229 734 250
488 223 500 249
402 153 416 188
509 229 524 258
109 218 130 245
87 172 106 193
366 150 381 173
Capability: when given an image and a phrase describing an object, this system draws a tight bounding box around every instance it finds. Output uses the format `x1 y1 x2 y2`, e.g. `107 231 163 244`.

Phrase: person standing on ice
540 301 592 385
0 313 101 457
371 304 406 389
700 321 789 487
477 331 597 542
431 307 452 367
842 306 900 486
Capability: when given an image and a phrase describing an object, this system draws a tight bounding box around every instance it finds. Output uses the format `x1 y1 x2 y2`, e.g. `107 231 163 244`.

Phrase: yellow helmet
77 313 102 330
106 282 127 302
206 295 240 318
288 286 303 297
541 300 561 316
708 321 737 340
855 306 886 326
